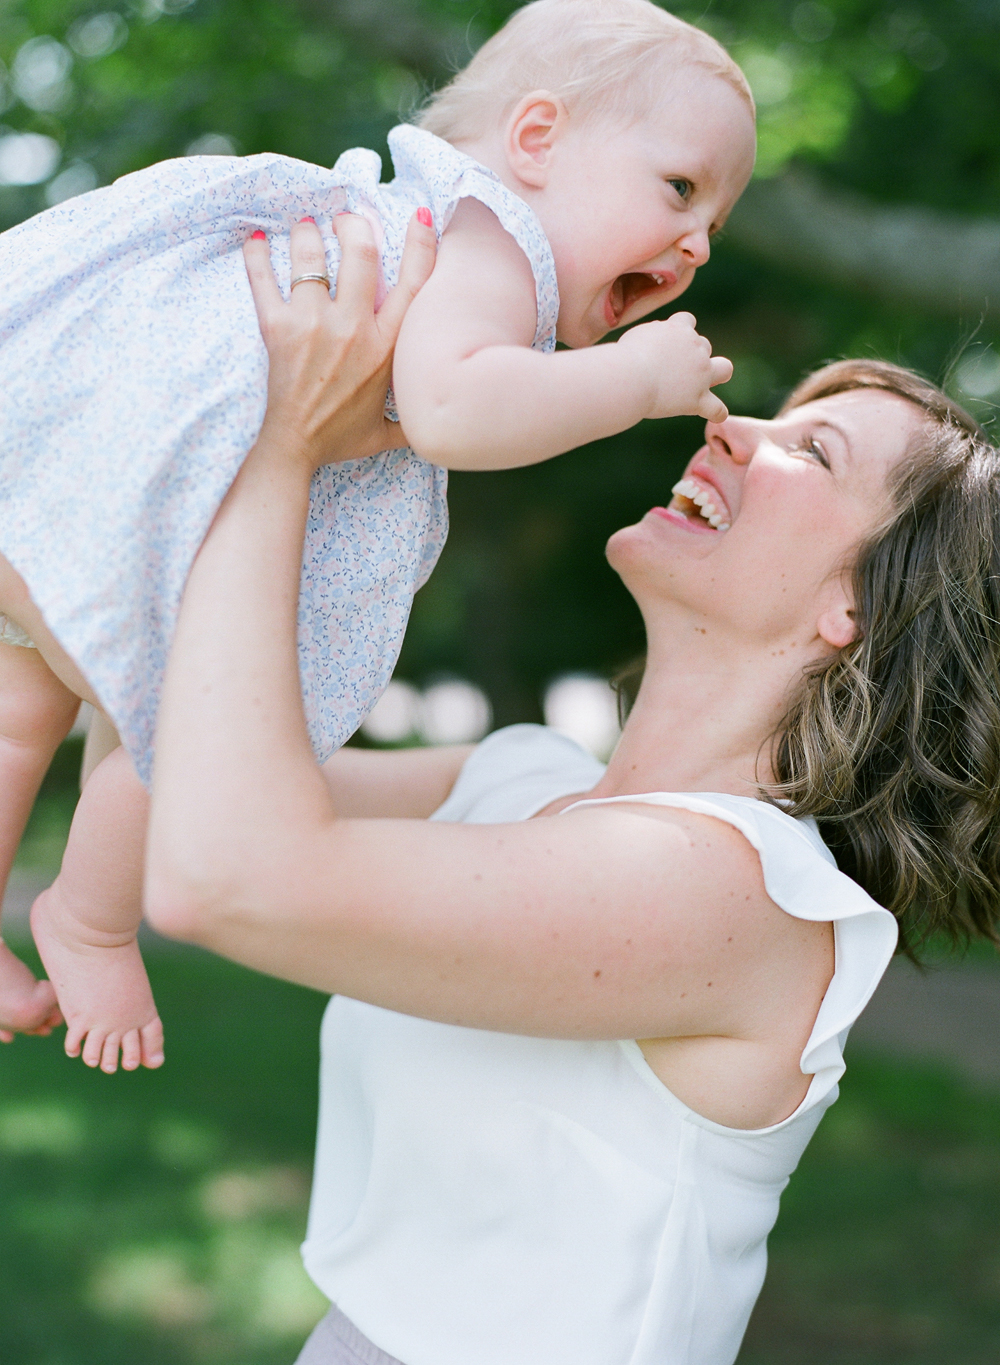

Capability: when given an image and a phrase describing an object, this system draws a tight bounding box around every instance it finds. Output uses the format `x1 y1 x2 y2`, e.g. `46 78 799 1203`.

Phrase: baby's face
537 70 755 348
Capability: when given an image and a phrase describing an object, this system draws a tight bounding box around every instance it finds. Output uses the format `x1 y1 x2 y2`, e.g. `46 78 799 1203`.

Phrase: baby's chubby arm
392 198 731 471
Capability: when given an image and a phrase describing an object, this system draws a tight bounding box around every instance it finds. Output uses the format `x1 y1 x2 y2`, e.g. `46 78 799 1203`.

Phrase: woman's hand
243 210 436 469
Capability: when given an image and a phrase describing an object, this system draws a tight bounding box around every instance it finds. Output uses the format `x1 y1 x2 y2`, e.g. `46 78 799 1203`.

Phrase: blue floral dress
0 126 559 781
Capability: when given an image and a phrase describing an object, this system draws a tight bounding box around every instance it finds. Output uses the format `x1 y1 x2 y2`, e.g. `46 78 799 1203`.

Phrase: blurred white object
420 681 492 746
67 13 128 60
12 37 73 112
185 133 237 157
45 160 98 206
956 350 1000 401
360 680 421 744
544 674 620 759
0 131 60 185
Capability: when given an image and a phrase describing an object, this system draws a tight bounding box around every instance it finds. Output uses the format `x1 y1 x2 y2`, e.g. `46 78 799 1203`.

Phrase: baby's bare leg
0 640 79 1042
31 742 161 1072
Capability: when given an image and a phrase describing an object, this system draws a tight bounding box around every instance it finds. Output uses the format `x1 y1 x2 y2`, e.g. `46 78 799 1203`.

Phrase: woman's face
607 388 921 650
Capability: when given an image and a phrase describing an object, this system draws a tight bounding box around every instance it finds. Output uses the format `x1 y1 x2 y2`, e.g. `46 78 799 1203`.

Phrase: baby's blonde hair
417 0 754 144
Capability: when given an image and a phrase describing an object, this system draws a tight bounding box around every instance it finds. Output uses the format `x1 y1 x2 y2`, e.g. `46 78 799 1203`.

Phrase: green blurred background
2 0 1000 1360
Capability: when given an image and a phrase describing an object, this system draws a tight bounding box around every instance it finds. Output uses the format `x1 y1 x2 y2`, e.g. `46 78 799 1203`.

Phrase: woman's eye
667 178 691 200
794 439 829 468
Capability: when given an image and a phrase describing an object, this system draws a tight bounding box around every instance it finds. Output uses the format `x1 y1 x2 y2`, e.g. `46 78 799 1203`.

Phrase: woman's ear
816 575 858 650
504 91 570 189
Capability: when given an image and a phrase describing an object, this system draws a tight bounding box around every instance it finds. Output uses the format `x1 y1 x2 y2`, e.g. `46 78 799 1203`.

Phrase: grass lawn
1 935 330 1365
4 743 1000 1363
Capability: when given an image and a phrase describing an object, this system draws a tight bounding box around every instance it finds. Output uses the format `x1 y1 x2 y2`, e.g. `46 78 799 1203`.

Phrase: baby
0 0 756 1068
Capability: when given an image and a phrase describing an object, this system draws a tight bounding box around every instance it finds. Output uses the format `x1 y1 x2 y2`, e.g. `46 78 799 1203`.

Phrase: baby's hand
0 938 62 1042
31 884 163 1073
619 312 733 424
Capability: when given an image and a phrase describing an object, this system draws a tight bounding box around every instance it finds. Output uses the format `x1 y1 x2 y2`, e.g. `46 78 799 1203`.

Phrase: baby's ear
505 91 570 187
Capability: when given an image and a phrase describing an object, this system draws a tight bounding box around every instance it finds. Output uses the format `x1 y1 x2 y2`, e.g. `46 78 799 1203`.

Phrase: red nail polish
417 207 432 228
251 229 266 240
300 216 316 225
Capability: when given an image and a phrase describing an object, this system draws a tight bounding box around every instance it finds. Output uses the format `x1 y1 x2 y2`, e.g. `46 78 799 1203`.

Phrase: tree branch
725 171 1000 320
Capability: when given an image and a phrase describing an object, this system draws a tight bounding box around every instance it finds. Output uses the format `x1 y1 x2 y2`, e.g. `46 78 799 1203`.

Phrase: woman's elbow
144 864 223 945
144 838 253 946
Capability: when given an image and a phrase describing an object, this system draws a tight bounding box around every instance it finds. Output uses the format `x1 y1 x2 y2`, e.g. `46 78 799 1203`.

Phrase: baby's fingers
698 391 729 424
709 355 734 388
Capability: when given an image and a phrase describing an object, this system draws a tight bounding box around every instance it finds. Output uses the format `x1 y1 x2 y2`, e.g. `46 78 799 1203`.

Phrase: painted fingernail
417 206 432 227
299 216 316 225
251 229 266 240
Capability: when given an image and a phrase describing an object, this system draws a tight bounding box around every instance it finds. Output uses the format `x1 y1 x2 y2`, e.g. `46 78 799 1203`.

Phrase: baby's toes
80 1027 107 1068
140 1018 165 1070
65 1021 87 1059
0 1027 13 1043
100 1032 122 1074
120 1030 142 1071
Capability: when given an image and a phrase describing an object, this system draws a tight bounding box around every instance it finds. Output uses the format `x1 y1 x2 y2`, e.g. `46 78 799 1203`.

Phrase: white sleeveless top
0 128 558 782
302 725 897 1365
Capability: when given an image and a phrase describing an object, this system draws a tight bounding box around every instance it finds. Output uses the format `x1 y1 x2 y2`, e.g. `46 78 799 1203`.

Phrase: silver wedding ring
290 273 331 290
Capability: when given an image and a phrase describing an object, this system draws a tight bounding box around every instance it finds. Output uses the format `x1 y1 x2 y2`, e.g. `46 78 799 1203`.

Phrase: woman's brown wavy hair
767 359 1000 956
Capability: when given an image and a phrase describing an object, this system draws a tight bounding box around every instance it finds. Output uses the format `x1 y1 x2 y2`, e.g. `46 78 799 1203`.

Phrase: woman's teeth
671 477 730 531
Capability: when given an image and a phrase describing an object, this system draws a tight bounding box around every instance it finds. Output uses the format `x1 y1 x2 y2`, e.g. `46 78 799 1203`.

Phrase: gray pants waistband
295 1304 408 1365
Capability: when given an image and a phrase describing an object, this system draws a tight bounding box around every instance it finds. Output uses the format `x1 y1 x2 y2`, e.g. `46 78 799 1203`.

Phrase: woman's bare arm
146 211 815 1050
321 744 473 820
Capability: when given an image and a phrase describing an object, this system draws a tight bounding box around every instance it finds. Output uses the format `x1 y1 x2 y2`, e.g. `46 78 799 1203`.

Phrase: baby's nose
680 227 711 269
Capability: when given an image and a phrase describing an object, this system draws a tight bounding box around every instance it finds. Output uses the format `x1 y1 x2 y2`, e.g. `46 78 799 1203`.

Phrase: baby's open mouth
669 477 731 531
607 271 676 325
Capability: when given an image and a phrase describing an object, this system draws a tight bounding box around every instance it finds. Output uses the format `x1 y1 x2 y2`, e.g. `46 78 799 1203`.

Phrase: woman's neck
592 624 822 801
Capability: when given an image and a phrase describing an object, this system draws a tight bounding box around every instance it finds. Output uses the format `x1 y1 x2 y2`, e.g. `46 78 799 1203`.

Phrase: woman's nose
706 416 757 465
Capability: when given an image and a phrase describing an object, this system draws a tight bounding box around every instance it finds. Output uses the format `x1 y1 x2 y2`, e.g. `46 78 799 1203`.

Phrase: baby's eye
666 177 692 200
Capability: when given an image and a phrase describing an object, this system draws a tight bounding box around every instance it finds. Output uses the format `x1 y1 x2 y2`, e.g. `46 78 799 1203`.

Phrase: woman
146 216 1000 1365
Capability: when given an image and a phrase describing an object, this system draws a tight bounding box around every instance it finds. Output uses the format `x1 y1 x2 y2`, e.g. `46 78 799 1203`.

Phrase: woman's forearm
147 435 331 924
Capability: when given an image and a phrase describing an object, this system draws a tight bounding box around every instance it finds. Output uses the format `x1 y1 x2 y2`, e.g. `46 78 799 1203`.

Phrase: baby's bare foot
31 887 164 1073
0 938 62 1042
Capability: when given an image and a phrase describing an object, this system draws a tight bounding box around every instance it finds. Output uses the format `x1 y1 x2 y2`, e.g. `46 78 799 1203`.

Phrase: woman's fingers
242 231 284 328
331 211 382 321
287 217 332 307
378 209 437 343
